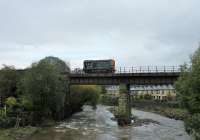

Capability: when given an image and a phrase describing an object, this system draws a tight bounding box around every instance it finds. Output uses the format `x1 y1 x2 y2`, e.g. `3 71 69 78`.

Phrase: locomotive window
85 62 93 68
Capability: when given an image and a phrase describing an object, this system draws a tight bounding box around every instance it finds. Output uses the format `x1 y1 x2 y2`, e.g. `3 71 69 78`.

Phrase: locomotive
83 59 115 73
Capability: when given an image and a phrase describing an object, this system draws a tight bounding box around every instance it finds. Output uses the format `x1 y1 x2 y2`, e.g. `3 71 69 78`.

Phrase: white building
130 85 176 101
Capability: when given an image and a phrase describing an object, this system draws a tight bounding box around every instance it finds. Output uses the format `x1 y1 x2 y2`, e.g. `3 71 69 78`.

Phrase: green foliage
185 113 200 139
70 85 100 109
0 127 38 140
175 47 200 114
5 97 17 108
0 56 107 128
0 65 18 98
0 116 16 128
0 107 6 117
175 46 200 139
18 57 69 122
40 56 70 73
19 96 33 111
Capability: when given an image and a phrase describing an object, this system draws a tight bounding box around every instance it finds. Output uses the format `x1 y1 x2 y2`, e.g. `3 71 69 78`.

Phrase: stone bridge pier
117 84 132 125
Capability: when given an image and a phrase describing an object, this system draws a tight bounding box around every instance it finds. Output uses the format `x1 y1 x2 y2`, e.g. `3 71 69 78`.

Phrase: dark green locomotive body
83 59 115 73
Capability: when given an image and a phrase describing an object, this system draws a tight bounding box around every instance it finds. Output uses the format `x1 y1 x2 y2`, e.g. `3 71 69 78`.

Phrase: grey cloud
0 0 200 68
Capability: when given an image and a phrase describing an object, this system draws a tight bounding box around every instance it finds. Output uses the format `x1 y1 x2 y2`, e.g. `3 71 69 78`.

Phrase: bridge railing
115 66 180 73
71 66 181 74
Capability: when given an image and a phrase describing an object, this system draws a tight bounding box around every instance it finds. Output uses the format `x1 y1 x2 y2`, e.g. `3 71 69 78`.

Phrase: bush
0 108 6 117
17 57 69 123
185 113 200 139
0 65 18 98
5 97 17 107
0 116 16 128
70 85 100 109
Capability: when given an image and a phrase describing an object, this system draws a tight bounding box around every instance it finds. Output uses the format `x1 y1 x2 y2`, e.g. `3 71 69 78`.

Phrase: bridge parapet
69 72 180 78
71 66 180 74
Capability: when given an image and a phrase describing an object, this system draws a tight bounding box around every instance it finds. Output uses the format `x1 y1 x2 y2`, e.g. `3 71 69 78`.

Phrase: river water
29 105 193 140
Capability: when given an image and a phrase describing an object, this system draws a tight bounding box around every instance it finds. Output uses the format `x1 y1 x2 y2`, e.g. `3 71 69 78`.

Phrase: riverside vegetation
0 56 101 140
131 100 189 121
175 46 200 140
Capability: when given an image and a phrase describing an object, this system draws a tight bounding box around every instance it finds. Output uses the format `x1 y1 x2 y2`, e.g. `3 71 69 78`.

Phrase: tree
18 57 69 122
175 46 200 139
40 56 71 106
175 47 200 114
40 56 70 73
0 65 18 98
70 85 101 109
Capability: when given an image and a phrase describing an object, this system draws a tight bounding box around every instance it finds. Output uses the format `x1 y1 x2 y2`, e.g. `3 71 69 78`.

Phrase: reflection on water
29 105 193 140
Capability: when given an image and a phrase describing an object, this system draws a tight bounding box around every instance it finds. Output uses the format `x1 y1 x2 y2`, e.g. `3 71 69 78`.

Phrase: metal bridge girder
69 72 180 85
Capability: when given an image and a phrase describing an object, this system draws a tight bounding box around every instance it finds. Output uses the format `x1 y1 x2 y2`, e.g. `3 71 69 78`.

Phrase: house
130 85 176 101
104 84 176 101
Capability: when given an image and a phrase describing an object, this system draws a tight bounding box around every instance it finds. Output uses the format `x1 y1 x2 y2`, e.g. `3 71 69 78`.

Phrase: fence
71 66 181 74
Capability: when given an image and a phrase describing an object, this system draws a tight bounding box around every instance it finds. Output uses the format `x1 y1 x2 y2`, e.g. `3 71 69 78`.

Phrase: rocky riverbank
108 106 160 127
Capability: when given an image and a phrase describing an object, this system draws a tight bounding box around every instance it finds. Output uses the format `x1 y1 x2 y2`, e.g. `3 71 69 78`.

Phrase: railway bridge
69 72 180 85
69 66 180 125
69 66 180 85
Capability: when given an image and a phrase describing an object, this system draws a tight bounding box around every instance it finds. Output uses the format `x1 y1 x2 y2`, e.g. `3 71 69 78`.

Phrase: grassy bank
137 106 189 120
0 126 39 140
132 100 189 120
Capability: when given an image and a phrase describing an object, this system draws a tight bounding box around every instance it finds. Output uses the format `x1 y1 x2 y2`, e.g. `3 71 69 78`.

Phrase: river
29 105 193 140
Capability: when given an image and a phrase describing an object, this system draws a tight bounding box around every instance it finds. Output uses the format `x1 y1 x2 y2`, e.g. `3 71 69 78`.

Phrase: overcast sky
0 0 200 69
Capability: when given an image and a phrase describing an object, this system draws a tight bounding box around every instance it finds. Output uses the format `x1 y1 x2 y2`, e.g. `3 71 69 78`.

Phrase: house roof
130 85 174 91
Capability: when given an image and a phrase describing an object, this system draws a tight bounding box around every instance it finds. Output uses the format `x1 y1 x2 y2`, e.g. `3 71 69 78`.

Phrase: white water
29 105 193 140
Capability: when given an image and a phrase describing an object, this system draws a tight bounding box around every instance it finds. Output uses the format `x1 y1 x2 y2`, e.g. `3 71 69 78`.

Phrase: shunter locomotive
83 59 115 73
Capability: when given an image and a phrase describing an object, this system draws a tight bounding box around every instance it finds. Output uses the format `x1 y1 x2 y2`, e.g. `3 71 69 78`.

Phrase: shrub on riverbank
70 85 101 110
0 126 38 140
132 101 188 120
149 107 188 120
175 46 200 139
184 113 200 139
